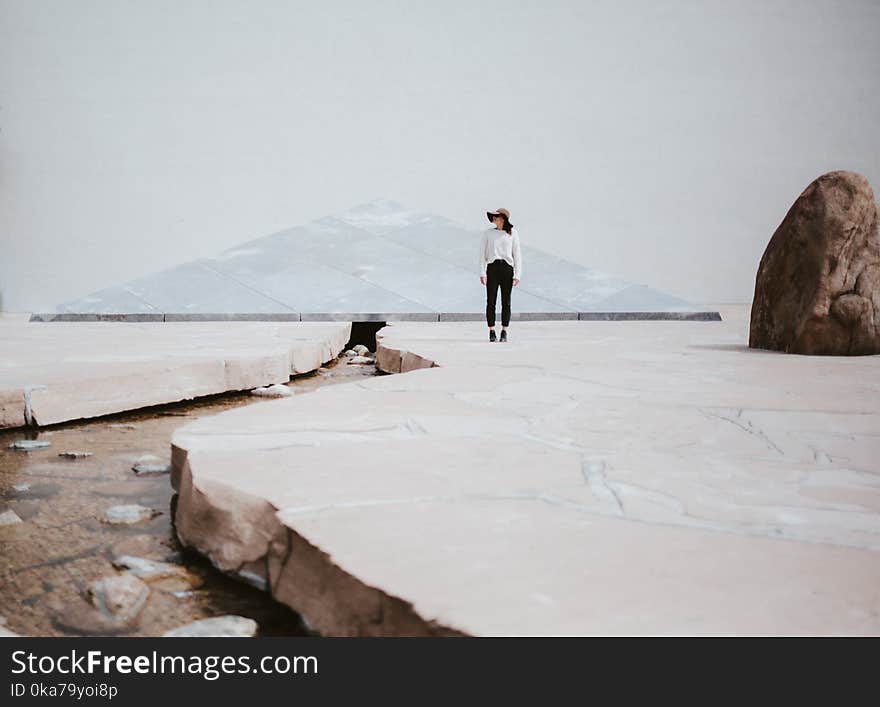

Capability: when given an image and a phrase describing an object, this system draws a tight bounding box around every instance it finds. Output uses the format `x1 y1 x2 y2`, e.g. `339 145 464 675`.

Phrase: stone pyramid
46 200 714 320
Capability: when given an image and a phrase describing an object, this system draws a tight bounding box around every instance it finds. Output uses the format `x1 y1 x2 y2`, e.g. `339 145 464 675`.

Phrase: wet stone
0 621 20 637
112 556 202 591
347 356 374 365
58 451 93 459
131 455 171 476
0 509 23 526
250 384 293 398
8 440 51 451
100 505 161 525
51 595 135 635
163 615 258 638
88 573 150 621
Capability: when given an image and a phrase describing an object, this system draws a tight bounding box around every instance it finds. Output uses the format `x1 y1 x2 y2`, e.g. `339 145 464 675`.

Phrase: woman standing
479 207 522 342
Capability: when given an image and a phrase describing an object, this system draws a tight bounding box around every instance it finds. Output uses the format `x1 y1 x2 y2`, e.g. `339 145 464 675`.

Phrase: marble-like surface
54 200 706 316
171 306 880 635
0 319 350 428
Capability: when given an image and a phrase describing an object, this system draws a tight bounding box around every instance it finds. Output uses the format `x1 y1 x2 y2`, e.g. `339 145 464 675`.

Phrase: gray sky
1 0 878 311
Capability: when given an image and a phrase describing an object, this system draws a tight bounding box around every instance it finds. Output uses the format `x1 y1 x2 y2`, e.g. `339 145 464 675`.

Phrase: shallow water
0 356 376 637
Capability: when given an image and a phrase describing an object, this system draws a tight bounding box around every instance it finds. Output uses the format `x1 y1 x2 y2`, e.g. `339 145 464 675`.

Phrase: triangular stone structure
41 200 717 321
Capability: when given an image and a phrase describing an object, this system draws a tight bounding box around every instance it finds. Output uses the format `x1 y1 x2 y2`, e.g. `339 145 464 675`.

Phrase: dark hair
499 215 513 235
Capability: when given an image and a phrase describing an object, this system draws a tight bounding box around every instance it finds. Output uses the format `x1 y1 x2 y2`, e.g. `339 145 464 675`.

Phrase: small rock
88 574 149 620
131 454 171 476
348 356 374 365
12 483 31 493
108 423 137 430
342 349 357 357
112 556 202 591
0 510 23 526
352 344 370 356
100 505 161 525
163 615 258 638
58 451 93 459
8 440 50 451
250 384 293 398
51 596 134 635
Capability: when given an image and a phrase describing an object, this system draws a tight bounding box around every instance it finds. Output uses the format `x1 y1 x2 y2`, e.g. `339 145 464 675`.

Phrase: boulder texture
750 171 880 355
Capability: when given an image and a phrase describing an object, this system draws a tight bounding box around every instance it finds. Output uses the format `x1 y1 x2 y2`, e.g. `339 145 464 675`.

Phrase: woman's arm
512 229 522 283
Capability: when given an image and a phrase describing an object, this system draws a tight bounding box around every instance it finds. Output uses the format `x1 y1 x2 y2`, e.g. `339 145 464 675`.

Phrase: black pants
485 259 514 327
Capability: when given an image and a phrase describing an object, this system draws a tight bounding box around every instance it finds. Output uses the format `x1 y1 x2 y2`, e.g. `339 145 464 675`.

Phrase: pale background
1 0 878 312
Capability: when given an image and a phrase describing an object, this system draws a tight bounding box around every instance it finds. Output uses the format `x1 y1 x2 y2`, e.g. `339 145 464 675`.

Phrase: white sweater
479 227 522 280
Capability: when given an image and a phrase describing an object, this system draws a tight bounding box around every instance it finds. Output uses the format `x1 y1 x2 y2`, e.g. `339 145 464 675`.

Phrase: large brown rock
750 171 880 355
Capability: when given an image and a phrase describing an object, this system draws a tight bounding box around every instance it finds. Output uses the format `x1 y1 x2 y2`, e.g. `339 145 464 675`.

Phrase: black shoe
500 330 508 342
489 330 497 342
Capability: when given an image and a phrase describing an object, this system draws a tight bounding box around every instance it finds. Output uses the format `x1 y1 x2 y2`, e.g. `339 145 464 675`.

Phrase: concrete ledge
164 312 301 322
438 312 579 322
300 312 437 322
29 313 164 322
30 311 724 323
578 311 723 321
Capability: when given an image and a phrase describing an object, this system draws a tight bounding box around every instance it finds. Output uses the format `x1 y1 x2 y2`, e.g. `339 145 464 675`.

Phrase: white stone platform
0 315 350 428
171 306 880 635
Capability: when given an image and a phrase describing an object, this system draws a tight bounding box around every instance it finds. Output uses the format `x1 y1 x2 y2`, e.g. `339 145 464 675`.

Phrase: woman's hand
480 275 487 285
513 278 520 286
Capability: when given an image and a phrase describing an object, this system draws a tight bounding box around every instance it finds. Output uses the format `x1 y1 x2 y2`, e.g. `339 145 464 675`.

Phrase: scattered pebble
58 451 93 459
163 615 258 638
12 483 31 493
112 556 199 590
171 590 197 599
131 454 171 476
348 356 374 365
0 510 23 526
250 384 293 398
8 440 50 451
108 423 137 430
352 344 370 356
50 595 134 635
88 574 150 620
342 349 357 357
100 505 161 526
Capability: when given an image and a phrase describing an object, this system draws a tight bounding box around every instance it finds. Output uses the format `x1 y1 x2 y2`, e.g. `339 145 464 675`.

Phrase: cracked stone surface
0 318 350 428
171 305 880 635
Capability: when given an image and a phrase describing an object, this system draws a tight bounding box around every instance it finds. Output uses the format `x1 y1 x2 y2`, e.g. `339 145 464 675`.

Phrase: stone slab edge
31 311 723 323
171 463 466 636
2 323 350 430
